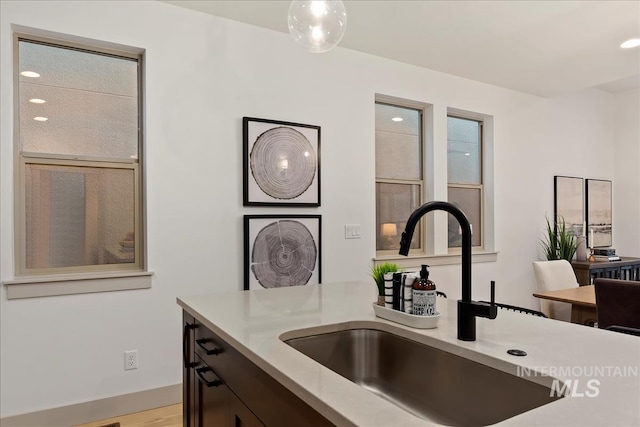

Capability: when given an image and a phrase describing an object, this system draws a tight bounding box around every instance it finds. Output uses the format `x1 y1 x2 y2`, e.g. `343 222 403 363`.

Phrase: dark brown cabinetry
182 311 332 427
571 257 640 286
183 313 197 427
194 353 230 426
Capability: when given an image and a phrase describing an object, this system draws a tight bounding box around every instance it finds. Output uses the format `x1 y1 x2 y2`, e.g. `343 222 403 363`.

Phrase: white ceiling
164 0 640 97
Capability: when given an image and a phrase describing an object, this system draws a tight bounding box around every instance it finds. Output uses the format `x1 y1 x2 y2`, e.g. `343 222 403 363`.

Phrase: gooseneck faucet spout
398 201 497 341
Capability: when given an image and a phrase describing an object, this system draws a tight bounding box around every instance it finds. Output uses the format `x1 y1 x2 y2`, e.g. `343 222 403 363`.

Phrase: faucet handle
489 280 498 319
490 280 495 305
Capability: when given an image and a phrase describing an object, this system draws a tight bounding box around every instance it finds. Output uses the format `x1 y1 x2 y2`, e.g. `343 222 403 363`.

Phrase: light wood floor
76 404 182 427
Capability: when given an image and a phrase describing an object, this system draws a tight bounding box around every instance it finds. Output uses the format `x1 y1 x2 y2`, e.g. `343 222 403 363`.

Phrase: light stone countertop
177 281 640 426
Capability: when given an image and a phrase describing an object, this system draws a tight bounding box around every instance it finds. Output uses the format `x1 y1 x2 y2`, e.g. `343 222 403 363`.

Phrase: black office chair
478 301 548 318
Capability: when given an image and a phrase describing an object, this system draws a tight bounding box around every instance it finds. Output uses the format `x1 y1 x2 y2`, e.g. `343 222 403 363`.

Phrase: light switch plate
345 224 361 239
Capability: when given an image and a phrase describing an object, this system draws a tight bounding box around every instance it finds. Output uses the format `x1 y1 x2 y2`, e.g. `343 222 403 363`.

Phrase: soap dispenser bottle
412 265 437 316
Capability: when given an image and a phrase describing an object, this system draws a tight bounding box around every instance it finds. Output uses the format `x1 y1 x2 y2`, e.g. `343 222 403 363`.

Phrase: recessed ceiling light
464 152 471 156
391 117 403 122
620 39 640 49
33 116 48 122
29 98 46 104
21 71 40 78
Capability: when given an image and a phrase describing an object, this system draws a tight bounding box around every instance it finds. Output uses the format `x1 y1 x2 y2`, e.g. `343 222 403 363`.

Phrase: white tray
372 303 440 329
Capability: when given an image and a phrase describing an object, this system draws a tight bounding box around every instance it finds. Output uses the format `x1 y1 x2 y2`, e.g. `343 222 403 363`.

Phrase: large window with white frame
447 115 483 249
14 35 144 276
375 99 424 254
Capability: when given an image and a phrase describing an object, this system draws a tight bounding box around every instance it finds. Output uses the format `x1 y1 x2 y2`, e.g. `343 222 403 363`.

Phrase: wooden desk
533 286 596 325
572 257 640 286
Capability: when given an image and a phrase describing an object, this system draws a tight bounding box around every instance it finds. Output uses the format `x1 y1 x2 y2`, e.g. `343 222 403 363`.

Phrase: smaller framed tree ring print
586 179 612 248
244 215 321 290
243 117 320 206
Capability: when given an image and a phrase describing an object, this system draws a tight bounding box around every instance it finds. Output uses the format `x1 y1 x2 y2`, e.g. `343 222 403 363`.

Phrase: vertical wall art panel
243 117 320 206
244 215 321 290
586 179 612 248
554 176 584 236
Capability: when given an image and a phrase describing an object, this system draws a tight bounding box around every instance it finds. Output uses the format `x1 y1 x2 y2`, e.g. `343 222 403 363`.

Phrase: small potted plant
540 216 577 262
370 262 399 306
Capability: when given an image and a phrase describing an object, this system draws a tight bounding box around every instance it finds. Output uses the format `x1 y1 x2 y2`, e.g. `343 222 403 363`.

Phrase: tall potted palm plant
541 216 577 262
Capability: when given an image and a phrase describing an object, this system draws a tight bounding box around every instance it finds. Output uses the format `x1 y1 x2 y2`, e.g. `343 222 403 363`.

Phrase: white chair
532 260 579 322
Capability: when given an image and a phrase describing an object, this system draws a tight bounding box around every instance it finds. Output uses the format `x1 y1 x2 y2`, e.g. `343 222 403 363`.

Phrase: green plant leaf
370 262 399 296
540 216 576 262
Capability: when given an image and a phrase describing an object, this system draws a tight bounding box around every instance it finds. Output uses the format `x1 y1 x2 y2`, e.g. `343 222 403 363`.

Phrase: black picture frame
243 117 321 206
244 215 321 290
554 175 584 236
585 179 612 248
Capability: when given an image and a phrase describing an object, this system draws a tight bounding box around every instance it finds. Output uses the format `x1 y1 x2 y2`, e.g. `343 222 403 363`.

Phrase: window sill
374 251 498 269
3 271 153 299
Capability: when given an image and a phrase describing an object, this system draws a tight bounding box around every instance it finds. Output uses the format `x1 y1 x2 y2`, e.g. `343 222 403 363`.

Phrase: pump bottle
412 265 437 316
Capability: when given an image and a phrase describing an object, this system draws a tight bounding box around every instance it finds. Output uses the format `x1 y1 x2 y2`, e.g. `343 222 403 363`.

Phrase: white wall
0 0 631 417
612 88 640 256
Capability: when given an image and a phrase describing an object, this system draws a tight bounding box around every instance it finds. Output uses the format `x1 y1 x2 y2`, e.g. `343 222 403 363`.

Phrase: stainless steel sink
284 328 562 426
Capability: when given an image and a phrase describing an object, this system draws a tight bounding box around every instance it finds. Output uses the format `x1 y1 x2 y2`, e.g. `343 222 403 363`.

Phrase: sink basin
284 328 562 426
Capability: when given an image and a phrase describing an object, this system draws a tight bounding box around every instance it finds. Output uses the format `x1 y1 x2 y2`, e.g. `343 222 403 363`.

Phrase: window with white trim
375 99 424 254
447 115 483 248
15 35 144 276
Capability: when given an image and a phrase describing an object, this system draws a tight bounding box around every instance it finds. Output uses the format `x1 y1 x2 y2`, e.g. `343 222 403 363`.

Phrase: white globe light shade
288 1 348 53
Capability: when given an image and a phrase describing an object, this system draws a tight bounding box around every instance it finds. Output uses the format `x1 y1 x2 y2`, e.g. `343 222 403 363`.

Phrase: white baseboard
0 384 181 427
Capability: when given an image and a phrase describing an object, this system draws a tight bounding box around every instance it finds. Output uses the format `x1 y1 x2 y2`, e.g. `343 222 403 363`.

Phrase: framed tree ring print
244 215 321 290
243 117 320 206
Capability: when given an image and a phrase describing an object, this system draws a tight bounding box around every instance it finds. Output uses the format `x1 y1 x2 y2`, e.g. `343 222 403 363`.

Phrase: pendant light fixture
287 1 348 53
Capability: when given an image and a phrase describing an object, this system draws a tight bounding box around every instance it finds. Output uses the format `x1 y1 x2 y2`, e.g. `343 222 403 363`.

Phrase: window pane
375 103 421 180
25 164 136 268
376 183 421 251
19 41 138 159
448 187 481 247
448 116 481 184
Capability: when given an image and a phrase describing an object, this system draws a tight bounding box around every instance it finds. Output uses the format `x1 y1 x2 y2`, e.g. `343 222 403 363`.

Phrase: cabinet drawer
199 326 332 426
193 353 230 427
194 322 227 371
183 312 332 426
193 353 224 388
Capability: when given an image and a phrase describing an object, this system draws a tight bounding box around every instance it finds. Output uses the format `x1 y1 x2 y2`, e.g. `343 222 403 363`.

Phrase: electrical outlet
124 350 138 371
